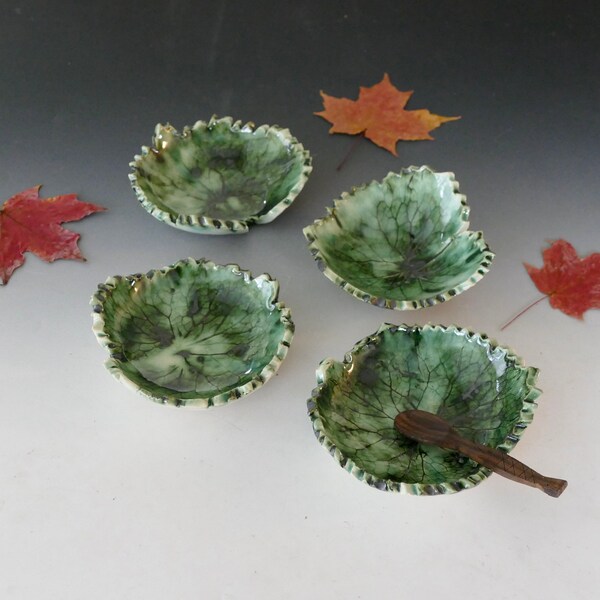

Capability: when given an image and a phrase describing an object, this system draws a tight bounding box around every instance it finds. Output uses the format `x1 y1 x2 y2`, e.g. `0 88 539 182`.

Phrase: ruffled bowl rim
129 115 312 234
303 166 495 310
307 323 541 495
91 257 294 407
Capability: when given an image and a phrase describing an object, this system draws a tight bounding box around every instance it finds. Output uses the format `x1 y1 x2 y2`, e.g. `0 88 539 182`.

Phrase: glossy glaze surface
130 116 312 234
92 258 294 406
304 166 494 309
308 323 540 495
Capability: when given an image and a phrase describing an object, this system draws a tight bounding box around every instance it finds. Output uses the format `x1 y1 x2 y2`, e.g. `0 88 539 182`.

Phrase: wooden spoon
394 410 567 497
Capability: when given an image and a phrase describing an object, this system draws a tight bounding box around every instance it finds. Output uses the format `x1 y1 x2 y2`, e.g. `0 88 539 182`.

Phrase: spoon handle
446 436 568 498
394 410 567 497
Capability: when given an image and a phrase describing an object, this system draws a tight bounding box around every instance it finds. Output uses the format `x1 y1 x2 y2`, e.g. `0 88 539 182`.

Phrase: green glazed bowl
91 258 294 407
303 166 494 309
130 116 312 234
308 324 541 495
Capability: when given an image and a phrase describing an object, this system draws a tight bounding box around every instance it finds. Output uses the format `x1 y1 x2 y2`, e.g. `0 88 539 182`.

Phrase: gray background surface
1 1 599 598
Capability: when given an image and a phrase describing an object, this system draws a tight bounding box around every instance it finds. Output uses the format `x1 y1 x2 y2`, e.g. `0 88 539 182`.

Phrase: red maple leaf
0 186 106 284
525 239 600 319
315 73 460 155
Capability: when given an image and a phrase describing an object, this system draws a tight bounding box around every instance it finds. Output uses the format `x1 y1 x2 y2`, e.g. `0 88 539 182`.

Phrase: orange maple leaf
315 73 460 155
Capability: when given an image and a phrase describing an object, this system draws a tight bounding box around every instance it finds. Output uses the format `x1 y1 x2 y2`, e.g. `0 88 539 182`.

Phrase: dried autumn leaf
0 186 106 284
524 239 600 319
315 73 460 155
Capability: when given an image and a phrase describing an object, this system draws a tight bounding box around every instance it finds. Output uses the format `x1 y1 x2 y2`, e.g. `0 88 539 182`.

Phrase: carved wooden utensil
394 410 567 497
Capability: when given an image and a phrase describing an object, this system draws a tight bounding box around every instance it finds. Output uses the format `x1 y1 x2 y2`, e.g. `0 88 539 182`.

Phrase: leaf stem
336 135 363 171
500 295 548 331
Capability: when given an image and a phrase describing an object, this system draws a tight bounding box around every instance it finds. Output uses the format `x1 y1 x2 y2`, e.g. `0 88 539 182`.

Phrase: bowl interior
307 168 491 303
133 120 307 221
312 325 539 490
98 261 289 402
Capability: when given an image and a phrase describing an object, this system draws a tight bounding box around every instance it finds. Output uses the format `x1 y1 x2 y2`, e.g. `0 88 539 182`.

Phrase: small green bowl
91 258 294 407
308 323 540 495
129 116 312 234
303 166 494 309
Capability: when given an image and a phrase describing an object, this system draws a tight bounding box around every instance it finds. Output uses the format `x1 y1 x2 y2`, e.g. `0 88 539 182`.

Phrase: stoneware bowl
91 258 294 407
129 116 312 234
308 323 540 495
303 166 494 309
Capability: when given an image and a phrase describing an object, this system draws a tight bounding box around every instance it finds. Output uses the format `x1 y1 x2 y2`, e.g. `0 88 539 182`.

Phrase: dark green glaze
309 324 540 495
304 167 494 309
92 259 294 407
130 117 312 234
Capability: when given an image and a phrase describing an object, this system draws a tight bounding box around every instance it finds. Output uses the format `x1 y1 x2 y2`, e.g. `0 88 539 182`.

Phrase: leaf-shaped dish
303 166 494 309
91 258 294 407
130 116 312 234
308 323 540 495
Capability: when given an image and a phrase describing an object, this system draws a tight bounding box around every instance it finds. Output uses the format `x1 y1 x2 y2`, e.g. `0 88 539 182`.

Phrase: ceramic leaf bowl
303 166 494 309
129 116 312 234
308 324 540 495
91 258 294 407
